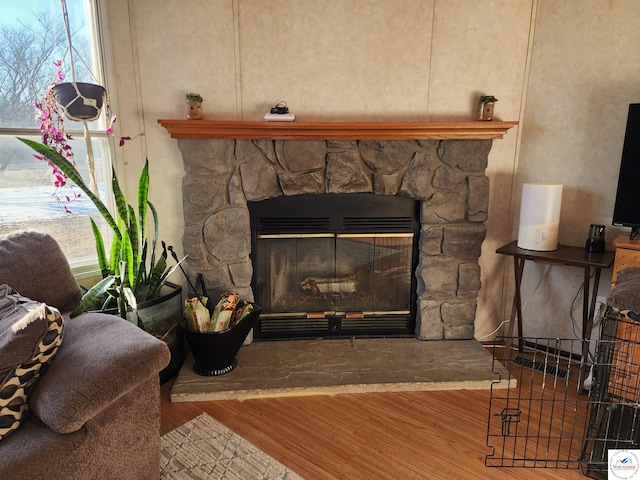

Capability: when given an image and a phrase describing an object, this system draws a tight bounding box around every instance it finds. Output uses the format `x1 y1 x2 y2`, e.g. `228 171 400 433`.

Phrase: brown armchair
0 231 170 479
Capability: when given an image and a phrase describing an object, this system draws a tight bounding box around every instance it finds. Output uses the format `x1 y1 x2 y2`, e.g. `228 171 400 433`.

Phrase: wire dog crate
486 337 591 471
582 306 640 478
486 311 640 478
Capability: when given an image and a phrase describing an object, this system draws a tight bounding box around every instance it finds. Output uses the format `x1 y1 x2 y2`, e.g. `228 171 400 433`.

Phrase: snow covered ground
0 185 98 223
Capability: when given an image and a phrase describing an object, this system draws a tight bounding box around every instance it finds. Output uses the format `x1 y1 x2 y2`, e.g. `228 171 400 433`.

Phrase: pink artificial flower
54 60 64 81
105 115 117 135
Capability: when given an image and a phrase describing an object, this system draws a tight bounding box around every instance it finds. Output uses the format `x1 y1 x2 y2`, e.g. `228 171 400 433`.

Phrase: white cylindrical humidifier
517 183 563 251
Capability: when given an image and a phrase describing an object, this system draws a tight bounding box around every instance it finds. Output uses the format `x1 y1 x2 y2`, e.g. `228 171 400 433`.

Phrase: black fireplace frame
248 193 420 340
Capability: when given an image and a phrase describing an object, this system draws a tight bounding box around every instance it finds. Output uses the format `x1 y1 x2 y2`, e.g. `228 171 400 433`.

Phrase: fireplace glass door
254 232 415 338
249 193 419 339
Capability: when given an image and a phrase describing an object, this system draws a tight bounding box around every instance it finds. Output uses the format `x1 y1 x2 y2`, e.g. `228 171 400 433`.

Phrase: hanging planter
33 0 112 198
52 82 106 121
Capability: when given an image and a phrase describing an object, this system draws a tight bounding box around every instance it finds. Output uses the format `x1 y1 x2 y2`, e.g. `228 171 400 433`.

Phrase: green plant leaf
90 218 110 277
122 286 140 327
123 286 138 311
17 138 120 239
116 289 127 319
119 229 135 288
137 159 150 246
148 200 159 270
109 234 121 273
138 240 148 287
127 204 140 272
111 166 129 223
70 275 116 317
146 242 168 300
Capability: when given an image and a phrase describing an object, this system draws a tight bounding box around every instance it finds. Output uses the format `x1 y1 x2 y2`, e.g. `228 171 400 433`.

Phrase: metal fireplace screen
249 193 419 339
486 315 640 478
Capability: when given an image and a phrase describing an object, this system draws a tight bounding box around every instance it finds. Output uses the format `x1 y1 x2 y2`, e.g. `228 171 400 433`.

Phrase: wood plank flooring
161 351 590 479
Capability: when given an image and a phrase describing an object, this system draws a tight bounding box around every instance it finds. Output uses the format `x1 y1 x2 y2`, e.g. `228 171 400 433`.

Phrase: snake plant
18 137 181 325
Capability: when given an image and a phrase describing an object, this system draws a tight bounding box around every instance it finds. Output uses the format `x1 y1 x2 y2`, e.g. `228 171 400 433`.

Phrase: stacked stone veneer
179 138 493 340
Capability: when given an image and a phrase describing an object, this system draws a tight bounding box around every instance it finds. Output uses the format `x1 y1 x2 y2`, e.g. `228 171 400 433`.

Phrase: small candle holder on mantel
478 95 497 121
186 93 203 120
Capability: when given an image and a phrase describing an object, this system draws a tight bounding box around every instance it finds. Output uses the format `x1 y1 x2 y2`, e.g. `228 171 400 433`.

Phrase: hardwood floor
160 354 592 480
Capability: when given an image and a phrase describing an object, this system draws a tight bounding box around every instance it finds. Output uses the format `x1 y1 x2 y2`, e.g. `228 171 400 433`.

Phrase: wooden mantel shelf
157 119 518 140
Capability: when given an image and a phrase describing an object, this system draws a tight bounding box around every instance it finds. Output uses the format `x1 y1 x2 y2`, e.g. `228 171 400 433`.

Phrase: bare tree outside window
0 11 91 128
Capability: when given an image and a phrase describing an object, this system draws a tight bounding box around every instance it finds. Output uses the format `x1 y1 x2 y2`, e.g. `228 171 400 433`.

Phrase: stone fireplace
159 119 516 341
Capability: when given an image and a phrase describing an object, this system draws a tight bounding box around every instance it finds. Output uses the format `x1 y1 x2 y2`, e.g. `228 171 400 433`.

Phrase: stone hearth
178 137 493 340
170 338 513 402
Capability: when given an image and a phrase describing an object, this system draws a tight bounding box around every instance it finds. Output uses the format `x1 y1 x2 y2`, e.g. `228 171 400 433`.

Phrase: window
0 0 113 271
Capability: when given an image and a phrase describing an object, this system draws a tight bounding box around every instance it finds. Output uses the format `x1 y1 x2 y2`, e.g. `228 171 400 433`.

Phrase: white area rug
160 413 303 479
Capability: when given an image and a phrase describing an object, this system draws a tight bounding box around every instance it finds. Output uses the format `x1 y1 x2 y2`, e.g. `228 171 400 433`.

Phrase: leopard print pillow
0 286 64 440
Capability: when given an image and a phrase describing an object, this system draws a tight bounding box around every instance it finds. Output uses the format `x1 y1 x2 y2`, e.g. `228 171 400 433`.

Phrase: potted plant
18 138 186 382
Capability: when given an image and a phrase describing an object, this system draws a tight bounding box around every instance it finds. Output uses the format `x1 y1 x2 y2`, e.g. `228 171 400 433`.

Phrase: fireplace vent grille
258 217 330 233
257 216 415 234
257 315 412 339
260 317 329 334
341 317 410 332
342 216 414 231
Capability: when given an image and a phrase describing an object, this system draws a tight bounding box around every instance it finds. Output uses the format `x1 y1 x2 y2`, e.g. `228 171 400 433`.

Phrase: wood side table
612 234 640 284
496 241 615 364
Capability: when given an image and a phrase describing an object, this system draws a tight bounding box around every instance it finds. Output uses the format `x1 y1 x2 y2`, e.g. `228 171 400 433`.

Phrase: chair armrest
608 266 640 312
29 312 171 434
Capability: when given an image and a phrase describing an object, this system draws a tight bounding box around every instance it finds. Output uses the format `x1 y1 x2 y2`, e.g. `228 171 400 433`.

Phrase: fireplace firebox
249 193 420 339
